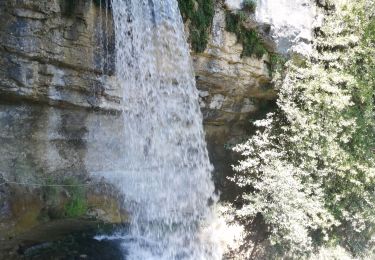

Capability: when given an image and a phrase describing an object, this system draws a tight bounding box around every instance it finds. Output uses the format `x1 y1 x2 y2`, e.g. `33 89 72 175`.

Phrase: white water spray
99 0 220 259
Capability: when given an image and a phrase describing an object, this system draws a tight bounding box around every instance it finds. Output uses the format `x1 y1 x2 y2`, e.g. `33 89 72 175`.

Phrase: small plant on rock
225 11 266 58
242 0 257 13
63 177 88 218
177 0 215 53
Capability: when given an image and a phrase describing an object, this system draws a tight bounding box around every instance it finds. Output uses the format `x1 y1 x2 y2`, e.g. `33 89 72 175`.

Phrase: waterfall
99 0 220 259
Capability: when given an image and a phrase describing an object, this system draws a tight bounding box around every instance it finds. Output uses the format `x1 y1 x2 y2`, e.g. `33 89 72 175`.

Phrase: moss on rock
225 11 267 59
178 0 214 53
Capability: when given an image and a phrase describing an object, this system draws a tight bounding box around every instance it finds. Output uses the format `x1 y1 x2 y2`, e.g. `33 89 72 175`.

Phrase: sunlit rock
255 0 318 56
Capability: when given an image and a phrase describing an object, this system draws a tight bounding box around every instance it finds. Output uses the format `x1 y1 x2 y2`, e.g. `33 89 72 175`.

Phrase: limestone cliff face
190 2 274 195
191 0 318 195
0 0 317 255
0 0 126 255
0 0 120 108
224 0 319 56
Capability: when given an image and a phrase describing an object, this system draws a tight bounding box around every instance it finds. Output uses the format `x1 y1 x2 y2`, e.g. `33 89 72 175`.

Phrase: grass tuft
177 0 214 53
225 11 266 58
242 0 257 13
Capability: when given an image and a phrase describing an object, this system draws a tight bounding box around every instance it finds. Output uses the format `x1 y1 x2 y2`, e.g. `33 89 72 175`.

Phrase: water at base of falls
97 0 221 259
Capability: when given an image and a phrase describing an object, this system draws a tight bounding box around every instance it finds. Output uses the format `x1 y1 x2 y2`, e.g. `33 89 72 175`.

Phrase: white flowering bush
231 0 375 258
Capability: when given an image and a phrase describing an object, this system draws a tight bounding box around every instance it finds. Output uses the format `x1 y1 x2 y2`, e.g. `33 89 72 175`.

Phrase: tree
231 0 375 258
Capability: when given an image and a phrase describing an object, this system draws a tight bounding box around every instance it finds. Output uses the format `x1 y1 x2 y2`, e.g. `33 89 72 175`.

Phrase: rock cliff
0 0 126 256
192 0 318 196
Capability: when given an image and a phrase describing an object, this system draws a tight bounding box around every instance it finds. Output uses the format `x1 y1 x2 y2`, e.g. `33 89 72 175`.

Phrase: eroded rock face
189 0 318 196
224 0 318 56
0 0 126 254
0 0 119 110
0 91 128 256
255 0 318 56
190 2 275 195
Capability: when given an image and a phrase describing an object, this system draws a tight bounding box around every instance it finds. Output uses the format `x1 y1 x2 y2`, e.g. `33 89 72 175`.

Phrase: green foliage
242 0 257 13
231 0 375 258
269 53 287 77
64 178 88 218
177 0 265 56
40 176 88 219
178 0 195 19
177 0 214 53
225 11 266 58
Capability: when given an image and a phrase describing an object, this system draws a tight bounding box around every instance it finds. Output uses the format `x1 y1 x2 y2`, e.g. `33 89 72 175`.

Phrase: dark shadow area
15 226 126 260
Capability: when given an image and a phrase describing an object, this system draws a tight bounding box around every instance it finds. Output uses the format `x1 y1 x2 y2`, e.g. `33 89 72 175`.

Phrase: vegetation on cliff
231 0 375 258
177 0 215 52
225 10 267 58
242 0 257 13
177 0 267 59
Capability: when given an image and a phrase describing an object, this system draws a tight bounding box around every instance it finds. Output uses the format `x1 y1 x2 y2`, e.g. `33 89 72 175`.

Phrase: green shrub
242 0 257 13
177 0 215 52
40 176 88 219
269 53 287 77
178 0 195 20
231 0 375 258
65 195 87 218
63 178 88 218
225 11 266 58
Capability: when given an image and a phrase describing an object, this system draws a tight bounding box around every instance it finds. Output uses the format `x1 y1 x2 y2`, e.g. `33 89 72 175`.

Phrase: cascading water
98 0 220 259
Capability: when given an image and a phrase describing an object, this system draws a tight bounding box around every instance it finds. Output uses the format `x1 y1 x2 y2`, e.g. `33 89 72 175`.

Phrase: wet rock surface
7 225 125 260
0 0 126 255
0 0 119 110
189 2 276 197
